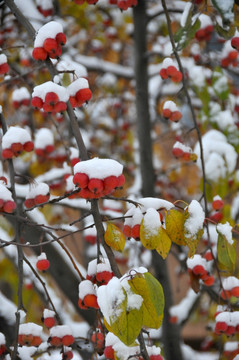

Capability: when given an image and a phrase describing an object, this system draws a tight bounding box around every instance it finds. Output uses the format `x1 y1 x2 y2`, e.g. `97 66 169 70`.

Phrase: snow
217 222 233 245
222 276 239 291
57 57 88 80
198 14 212 28
0 292 17 325
73 157 123 179
36 0 53 10
184 200 205 238
0 333 5 345
97 277 125 324
0 183 14 202
139 197 174 211
163 100 178 112
43 308 55 318
142 208 162 236
78 279 96 299
67 78 90 97
0 54 7 65
2 127 31 148
25 182 49 199
35 128 54 149
19 322 43 336
32 82 69 102
173 141 192 153
213 0 234 22
186 254 208 270
147 345 162 356
189 66 206 88
34 21 64 47
37 252 47 261
121 277 143 311
224 341 239 351
17 346 37 360
162 57 175 69
97 259 112 274
131 207 144 226
50 325 73 337
194 130 237 181
12 87 30 102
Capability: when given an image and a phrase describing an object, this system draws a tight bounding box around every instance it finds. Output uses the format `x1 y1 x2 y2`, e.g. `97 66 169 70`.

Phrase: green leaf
217 233 236 274
155 227 172 259
129 272 164 329
214 21 235 39
104 222 126 252
175 18 201 51
165 209 186 246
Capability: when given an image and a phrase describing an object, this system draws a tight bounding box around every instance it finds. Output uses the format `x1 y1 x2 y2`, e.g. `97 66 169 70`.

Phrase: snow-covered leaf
104 222 126 252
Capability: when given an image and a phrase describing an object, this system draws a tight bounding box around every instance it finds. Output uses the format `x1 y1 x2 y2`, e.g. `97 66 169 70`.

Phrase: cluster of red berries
110 0 138 10
68 78 92 108
215 310 239 336
78 279 99 310
0 54 9 75
91 329 105 356
195 25 213 41
49 325 74 347
172 141 197 162
18 323 43 347
12 87 31 109
221 50 238 68
24 182 50 209
123 207 143 240
86 258 114 285
187 254 215 287
36 252 50 271
162 100 182 122
209 195 224 223
73 158 125 199
0 183 16 214
159 58 182 83
223 342 239 359
2 127 34 159
32 81 69 113
33 21 66 61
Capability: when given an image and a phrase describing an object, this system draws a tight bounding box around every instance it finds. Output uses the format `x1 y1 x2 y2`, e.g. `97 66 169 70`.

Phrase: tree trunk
133 2 183 359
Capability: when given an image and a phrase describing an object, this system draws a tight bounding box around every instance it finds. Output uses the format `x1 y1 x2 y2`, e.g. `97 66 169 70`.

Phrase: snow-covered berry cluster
34 128 55 159
2 127 34 159
36 0 54 17
42 309 56 328
0 184 16 213
24 182 50 209
162 100 182 122
220 276 239 300
172 141 196 161
67 78 92 108
18 323 43 346
32 81 69 113
215 310 239 336
0 54 9 75
159 58 182 83
73 157 125 199
49 325 74 347
12 87 30 109
86 258 114 285
123 198 173 241
221 40 238 68
32 21 66 61
209 195 224 223
187 254 214 287
78 279 99 310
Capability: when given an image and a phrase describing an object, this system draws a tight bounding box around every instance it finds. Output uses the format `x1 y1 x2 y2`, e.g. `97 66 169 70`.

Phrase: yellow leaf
129 272 164 329
104 222 126 252
155 227 172 259
140 209 162 250
165 209 186 246
184 228 204 258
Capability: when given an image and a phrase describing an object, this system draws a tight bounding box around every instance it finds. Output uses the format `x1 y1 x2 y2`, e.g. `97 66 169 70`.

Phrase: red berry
83 294 99 309
43 38 58 53
204 250 213 261
2 148 14 159
159 68 168 79
35 194 50 205
167 65 178 77
172 147 184 158
209 211 223 223
11 142 23 154
171 71 183 83
23 141 34 152
3 200 16 213
44 317 55 328
88 178 104 195
76 88 92 103
220 289 231 300
62 335 74 346
69 96 78 108
64 350 73 360
85 235 97 244
203 275 215 286
45 92 59 105
149 355 163 360
56 32 67 45
0 345 6 356
96 270 113 284
170 111 182 122
24 198 35 209
91 332 104 348
31 96 43 108
231 37 239 50
123 224 131 238
104 345 115 359
215 321 228 334
117 174 125 187
103 175 119 193
162 108 171 118
231 286 239 297
0 62 9 74
78 298 88 309
131 224 140 240
36 259 50 271
212 198 223 211
32 47 48 61
73 172 89 188
192 265 207 276
54 101 67 113
31 336 42 347
50 336 62 347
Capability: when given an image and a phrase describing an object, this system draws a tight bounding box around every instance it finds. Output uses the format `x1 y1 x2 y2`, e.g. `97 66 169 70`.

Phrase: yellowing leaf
184 228 204 258
104 287 143 346
217 233 236 274
104 222 126 252
165 209 186 246
129 272 164 329
140 209 162 250
155 227 172 259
